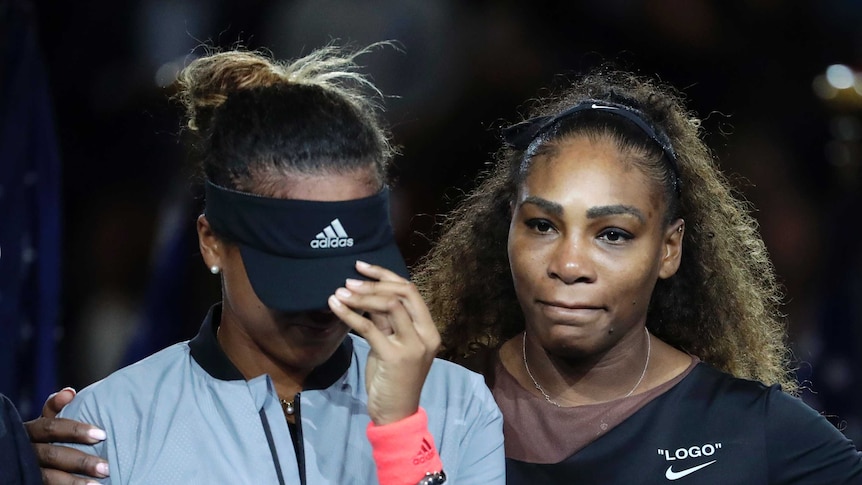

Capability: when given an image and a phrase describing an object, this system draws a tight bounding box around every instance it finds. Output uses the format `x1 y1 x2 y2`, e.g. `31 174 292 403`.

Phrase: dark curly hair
414 67 796 393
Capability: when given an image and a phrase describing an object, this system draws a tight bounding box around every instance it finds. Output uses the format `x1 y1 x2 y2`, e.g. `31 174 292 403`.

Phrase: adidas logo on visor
310 218 354 248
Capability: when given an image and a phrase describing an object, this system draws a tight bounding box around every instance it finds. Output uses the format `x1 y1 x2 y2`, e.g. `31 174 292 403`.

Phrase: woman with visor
28 45 504 485
414 68 862 483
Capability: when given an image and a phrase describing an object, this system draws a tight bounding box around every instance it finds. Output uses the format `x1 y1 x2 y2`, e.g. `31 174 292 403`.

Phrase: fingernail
345 278 364 288
96 461 110 476
88 427 107 441
61 386 76 393
355 260 371 269
335 288 352 298
328 295 342 308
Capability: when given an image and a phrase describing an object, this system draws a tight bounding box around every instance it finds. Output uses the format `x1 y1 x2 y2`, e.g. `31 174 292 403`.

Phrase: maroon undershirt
492 353 698 463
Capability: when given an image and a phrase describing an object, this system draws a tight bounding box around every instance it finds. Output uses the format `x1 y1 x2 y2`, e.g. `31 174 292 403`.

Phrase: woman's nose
546 239 596 284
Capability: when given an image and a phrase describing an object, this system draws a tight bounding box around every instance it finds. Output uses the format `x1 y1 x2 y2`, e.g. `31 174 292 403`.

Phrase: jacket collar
189 303 353 390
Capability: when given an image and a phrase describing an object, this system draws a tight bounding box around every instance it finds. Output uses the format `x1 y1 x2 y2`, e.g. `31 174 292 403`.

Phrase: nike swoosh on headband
502 99 682 195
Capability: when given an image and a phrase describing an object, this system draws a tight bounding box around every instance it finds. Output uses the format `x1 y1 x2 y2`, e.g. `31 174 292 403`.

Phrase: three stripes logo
412 438 436 465
309 218 354 249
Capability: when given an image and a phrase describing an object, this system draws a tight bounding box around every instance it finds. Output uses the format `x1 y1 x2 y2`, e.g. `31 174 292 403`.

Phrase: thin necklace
219 326 297 416
522 326 651 407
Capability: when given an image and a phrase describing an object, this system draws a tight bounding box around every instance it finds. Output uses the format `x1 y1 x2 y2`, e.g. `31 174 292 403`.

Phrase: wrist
367 407 445 485
370 403 419 426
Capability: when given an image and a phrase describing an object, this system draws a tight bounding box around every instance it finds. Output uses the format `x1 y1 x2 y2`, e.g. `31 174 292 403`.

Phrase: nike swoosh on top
665 460 717 480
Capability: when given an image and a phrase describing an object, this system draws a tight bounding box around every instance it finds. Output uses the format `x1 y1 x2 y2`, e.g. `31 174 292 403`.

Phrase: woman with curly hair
414 69 861 484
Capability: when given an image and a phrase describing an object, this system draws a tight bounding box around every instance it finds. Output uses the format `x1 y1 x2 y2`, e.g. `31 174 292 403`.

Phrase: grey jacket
59 305 505 484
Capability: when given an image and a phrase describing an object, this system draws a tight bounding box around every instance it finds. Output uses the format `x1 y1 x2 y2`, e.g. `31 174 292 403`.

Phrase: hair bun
177 51 284 133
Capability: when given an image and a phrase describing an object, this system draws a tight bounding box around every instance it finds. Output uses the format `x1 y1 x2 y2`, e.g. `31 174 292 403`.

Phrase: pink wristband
366 407 444 485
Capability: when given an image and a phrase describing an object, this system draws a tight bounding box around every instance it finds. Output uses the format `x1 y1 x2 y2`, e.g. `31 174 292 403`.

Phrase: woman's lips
538 300 605 321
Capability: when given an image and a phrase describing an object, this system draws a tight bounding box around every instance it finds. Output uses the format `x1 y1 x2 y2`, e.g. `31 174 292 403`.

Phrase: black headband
204 180 408 312
502 100 682 195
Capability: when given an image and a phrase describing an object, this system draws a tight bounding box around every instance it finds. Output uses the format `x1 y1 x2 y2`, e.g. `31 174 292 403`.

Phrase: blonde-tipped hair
173 43 394 191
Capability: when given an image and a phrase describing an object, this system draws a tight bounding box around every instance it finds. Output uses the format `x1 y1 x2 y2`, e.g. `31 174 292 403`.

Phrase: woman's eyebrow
586 204 646 223
520 196 563 216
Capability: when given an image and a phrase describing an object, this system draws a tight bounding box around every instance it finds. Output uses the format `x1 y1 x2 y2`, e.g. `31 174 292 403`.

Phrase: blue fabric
59 307 505 484
0 1 60 419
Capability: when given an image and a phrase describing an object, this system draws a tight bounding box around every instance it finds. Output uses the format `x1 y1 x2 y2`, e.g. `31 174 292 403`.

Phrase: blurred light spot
21 246 36 265
822 356 853 391
17 398 32 421
813 74 837 99
23 171 38 186
20 320 33 341
155 61 182 87
829 116 862 141
796 328 824 361
826 64 855 89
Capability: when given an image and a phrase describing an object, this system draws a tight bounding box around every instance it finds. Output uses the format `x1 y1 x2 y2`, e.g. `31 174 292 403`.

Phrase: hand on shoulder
24 388 109 484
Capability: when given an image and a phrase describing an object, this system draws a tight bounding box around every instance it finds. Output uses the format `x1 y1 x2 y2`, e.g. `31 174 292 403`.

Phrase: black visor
205 181 408 312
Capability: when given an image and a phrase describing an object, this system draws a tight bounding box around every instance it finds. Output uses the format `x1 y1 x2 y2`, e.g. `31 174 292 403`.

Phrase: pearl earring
210 265 220 274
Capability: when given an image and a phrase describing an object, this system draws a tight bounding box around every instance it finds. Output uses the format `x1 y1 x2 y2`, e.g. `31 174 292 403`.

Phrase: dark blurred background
1 0 860 447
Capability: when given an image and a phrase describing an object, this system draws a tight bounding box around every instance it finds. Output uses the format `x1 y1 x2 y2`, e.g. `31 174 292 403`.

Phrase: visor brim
239 243 410 313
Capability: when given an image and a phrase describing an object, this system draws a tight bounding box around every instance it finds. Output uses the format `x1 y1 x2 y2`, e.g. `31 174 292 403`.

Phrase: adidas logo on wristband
413 438 436 465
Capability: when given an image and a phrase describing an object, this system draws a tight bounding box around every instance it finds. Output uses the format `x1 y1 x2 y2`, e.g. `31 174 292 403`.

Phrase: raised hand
328 260 441 425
